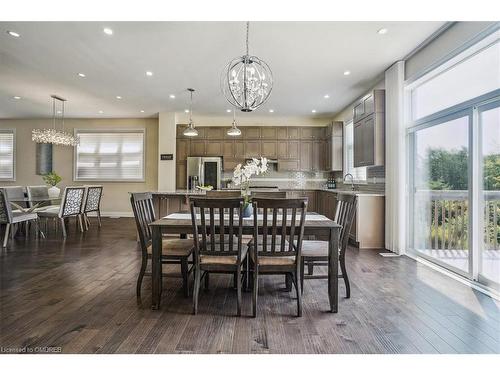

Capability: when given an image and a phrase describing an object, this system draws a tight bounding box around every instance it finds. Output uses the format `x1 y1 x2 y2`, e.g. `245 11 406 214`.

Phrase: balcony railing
414 190 500 251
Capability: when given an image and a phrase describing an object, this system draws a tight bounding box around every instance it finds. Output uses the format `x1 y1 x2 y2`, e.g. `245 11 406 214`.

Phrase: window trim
73 128 146 182
0 129 16 182
343 120 367 184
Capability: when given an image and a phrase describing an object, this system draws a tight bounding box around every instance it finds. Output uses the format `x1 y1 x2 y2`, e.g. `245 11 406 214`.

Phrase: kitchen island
152 188 385 249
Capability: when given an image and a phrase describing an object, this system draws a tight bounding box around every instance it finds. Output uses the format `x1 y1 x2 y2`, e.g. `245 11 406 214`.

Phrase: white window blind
0 130 15 180
75 130 145 181
344 121 366 182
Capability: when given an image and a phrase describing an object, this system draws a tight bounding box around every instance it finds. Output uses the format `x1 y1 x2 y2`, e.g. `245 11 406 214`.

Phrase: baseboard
405 252 499 301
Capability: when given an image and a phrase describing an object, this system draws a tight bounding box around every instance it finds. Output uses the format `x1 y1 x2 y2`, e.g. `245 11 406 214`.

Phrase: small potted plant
42 171 62 198
232 157 268 217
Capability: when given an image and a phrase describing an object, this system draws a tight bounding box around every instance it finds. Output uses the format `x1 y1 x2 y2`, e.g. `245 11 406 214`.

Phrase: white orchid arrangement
232 157 268 207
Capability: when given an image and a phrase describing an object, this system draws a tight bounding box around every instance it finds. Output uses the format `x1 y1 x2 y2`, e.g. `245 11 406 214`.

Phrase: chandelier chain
246 21 249 56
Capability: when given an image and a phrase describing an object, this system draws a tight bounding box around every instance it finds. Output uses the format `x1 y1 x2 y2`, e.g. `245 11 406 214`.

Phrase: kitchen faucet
343 173 355 191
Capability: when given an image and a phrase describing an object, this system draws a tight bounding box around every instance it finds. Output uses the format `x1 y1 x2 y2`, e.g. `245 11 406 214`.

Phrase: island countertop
151 188 384 197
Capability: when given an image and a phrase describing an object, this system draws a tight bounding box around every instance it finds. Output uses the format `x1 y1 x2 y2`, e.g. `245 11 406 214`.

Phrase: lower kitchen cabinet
349 195 385 249
153 194 190 219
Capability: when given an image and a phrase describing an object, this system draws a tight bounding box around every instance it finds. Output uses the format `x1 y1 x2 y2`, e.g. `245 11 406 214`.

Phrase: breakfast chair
189 197 250 316
300 193 357 298
3 186 28 208
37 186 86 238
82 185 103 230
249 197 308 317
131 192 194 298
0 188 40 248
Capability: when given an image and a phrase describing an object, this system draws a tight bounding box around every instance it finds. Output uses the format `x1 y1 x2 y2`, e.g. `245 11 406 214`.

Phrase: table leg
328 227 339 313
151 225 163 310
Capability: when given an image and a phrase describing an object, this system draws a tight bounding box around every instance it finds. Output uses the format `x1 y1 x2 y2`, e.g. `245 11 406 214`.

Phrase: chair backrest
27 185 50 208
0 188 13 224
83 185 103 213
3 186 27 208
205 190 241 198
59 187 85 218
189 197 244 260
130 192 155 255
251 197 308 260
334 194 357 257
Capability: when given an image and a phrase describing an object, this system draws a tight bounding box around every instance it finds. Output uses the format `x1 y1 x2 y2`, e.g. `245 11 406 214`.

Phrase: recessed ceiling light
324 94 330 99
146 71 153 77
169 94 175 99
226 109 232 113
77 73 86 78
13 96 21 100
98 110 104 114
140 110 145 113
184 109 189 113
103 27 113 35
269 109 274 113
7 31 20 38
116 96 122 100
343 70 351 76
377 28 388 35
311 109 317 113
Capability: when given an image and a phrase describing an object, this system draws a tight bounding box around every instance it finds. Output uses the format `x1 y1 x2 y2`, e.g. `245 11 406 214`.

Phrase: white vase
48 186 60 198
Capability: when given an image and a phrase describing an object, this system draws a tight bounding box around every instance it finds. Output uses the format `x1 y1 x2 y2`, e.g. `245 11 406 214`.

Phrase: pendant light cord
189 90 193 124
52 97 56 130
246 21 249 56
62 100 65 131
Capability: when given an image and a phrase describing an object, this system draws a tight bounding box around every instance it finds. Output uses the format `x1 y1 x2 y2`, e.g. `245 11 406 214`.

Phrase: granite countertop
153 188 384 197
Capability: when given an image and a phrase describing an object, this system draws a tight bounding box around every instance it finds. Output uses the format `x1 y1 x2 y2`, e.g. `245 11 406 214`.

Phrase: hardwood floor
1 218 499 354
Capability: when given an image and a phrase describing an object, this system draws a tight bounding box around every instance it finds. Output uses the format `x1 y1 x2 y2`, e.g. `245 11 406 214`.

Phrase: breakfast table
149 212 342 313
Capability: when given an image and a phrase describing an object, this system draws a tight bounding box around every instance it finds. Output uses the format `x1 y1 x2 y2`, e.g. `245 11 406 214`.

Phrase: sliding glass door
410 112 471 275
478 100 500 288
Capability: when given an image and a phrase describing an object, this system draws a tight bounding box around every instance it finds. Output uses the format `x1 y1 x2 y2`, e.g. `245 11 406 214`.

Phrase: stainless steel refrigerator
186 157 223 190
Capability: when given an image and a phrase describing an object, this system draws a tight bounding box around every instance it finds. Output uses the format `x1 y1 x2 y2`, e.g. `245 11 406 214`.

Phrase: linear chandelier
32 95 79 147
221 22 273 112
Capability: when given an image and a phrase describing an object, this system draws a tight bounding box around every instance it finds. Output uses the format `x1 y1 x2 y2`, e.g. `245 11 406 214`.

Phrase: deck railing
414 190 500 251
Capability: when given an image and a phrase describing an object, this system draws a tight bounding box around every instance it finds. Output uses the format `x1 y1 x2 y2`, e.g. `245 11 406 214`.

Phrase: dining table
8 196 62 213
149 211 342 313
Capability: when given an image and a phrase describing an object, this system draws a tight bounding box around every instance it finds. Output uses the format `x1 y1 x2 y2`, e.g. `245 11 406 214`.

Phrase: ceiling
0 21 445 119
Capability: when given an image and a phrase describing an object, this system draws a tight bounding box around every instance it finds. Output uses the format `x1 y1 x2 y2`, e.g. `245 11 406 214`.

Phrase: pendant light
226 109 241 137
32 95 79 146
182 88 198 137
221 22 273 112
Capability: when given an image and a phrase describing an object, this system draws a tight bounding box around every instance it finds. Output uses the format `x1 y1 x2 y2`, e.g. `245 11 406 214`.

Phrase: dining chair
205 190 241 198
300 193 357 298
37 186 86 238
82 185 103 230
131 192 194 298
0 188 40 248
2 186 28 208
26 185 59 211
189 197 249 316
249 197 308 317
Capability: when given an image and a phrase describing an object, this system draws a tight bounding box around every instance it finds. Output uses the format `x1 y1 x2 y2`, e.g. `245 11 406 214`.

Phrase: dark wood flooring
1 218 499 354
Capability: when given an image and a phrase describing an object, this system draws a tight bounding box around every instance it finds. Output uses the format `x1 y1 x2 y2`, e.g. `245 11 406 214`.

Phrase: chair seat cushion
147 238 194 257
200 246 248 265
250 251 296 266
11 212 37 223
301 240 340 257
36 206 61 217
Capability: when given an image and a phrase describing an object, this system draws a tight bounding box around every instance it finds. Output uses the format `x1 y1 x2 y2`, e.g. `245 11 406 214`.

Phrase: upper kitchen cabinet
326 121 343 171
277 127 288 139
300 127 325 139
261 127 277 139
243 127 261 139
353 90 385 168
205 127 224 139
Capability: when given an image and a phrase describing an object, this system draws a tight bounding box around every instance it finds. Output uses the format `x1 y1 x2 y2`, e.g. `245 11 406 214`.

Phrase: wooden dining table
149 212 342 313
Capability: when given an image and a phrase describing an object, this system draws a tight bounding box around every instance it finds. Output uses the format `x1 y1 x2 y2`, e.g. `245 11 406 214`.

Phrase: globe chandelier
182 88 199 137
32 95 79 146
221 22 273 112
226 109 241 137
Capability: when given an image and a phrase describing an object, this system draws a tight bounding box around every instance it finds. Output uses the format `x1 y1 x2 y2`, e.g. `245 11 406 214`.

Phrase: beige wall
0 118 158 215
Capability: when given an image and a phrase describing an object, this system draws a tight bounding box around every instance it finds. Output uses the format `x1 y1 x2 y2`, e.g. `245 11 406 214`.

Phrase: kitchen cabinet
349 195 385 249
277 141 288 159
243 127 261 139
153 194 190 219
353 90 385 167
287 127 300 139
326 121 343 171
223 159 242 172
301 127 324 139
205 141 222 156
317 191 337 220
190 140 205 156
176 162 187 189
285 190 317 213
277 127 288 139
261 127 277 139
277 141 299 160
234 141 245 159
176 139 190 161
222 141 234 158
261 141 277 159
245 141 261 158
312 141 325 171
277 160 299 171
299 141 313 171
205 127 224 139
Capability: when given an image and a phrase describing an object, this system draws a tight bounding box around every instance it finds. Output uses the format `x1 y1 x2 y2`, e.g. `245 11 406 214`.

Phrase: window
343 121 366 182
0 130 15 180
75 130 145 181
